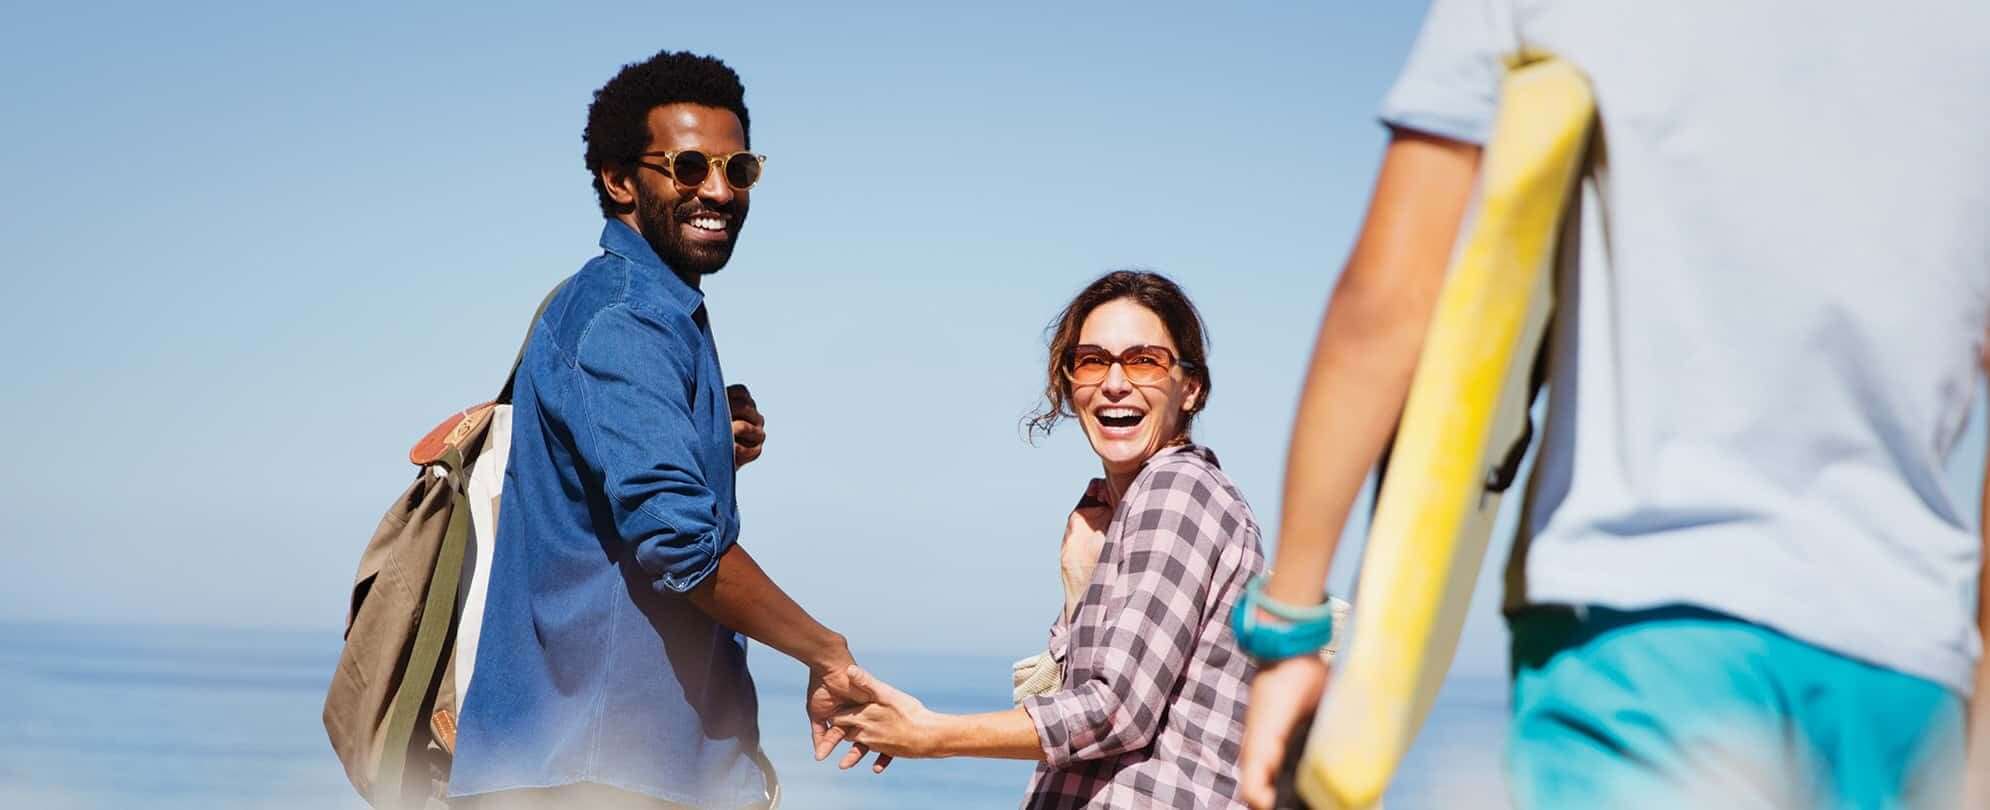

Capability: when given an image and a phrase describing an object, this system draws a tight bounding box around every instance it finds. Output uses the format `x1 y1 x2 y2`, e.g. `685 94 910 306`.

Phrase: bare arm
1263 130 1483 607
833 468 1229 769
1969 373 1990 805
686 544 850 671
1237 130 1482 809
573 304 854 760
931 709 1046 761
829 667 1047 766
686 544 856 760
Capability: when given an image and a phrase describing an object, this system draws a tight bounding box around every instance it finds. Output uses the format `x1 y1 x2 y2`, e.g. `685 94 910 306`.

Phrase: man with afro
450 50 860 809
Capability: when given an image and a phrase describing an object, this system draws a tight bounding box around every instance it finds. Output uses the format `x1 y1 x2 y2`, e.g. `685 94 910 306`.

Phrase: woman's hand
1060 478 1114 617
828 666 945 769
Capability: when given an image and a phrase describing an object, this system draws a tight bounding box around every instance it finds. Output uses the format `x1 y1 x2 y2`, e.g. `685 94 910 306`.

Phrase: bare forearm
1266 283 1438 604
1973 611 1988 740
686 543 850 672
930 708 1046 761
1966 455 1990 807
1959 393 1990 810
1265 133 1481 607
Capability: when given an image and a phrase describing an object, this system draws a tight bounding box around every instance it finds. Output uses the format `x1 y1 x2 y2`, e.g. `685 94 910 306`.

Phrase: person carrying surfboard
1234 1 1990 808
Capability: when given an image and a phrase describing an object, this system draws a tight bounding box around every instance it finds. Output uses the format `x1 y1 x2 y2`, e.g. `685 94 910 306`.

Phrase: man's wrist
805 631 852 674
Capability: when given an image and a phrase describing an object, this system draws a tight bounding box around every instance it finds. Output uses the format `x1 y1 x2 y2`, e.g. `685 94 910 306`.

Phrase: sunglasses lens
1122 349 1174 383
1068 354 1111 384
724 153 762 189
671 151 712 186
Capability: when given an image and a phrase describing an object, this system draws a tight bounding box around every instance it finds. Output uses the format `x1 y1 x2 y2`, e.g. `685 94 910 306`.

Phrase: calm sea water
0 623 1509 809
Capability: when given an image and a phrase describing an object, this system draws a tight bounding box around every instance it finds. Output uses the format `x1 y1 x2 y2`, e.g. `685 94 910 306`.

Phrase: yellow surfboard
1296 55 1594 810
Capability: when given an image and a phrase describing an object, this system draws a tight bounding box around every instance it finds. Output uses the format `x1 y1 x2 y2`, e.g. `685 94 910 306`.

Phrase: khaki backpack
323 288 557 809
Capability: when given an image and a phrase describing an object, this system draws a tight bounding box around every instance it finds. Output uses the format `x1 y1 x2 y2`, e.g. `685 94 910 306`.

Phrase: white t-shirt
1382 0 1990 693
454 403 511 705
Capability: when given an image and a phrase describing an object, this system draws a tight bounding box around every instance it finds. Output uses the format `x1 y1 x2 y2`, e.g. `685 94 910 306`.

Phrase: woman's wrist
917 710 957 758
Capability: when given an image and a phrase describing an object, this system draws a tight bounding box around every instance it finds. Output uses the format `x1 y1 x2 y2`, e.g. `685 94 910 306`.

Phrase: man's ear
600 164 639 210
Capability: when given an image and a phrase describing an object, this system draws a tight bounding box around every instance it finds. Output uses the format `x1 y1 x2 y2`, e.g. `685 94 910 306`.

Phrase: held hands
806 658 860 762
808 658 913 775
728 384 766 469
826 666 939 772
1237 654 1330 810
806 479 1114 779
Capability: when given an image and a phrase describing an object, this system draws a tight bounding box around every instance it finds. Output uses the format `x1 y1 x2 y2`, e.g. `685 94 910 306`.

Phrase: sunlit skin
1234 132 1482 810
598 101 868 769
1973 349 1990 807
1072 298 1203 501
598 102 751 286
820 298 1205 770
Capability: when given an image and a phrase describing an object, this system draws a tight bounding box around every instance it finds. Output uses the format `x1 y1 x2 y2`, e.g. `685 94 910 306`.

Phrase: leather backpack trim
408 402 496 468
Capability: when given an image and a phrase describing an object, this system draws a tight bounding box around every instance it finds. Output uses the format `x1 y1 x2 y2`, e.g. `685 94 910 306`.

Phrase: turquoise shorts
1507 605 1964 810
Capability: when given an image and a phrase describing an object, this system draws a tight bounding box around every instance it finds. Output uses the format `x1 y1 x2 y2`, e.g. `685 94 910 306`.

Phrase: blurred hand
828 665 938 772
1967 740 1988 810
728 384 765 469
1238 654 1329 810
1060 478 1113 616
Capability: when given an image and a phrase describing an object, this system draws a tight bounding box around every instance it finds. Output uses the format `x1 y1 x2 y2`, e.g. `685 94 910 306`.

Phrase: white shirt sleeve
1378 0 1508 145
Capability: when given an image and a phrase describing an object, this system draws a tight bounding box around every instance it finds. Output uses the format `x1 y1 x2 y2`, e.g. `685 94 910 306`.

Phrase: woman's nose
1100 362 1133 396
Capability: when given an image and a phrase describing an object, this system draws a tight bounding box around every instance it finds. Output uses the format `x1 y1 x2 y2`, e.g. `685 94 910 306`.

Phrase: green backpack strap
375 280 568 804
374 495 472 804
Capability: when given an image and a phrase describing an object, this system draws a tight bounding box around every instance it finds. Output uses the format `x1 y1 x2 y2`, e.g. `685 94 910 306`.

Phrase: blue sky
2 1 1982 679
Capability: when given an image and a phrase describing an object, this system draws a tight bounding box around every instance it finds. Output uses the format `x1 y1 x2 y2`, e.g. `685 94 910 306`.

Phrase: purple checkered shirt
1019 445 1265 809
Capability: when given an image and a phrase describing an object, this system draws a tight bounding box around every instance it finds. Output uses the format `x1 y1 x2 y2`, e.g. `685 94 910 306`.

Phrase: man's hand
1238 655 1329 810
807 656 861 762
1060 478 1113 618
728 384 766 469
681 546 866 772
829 665 937 772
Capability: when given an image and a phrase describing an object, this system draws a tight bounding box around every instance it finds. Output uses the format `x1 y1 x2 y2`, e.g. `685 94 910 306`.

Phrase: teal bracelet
1229 575 1335 663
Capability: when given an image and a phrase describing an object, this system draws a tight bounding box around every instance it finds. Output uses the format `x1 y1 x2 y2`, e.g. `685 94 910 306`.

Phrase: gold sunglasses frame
636 150 768 190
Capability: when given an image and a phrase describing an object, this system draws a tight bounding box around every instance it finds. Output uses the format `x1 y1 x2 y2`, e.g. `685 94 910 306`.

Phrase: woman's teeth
1097 408 1143 428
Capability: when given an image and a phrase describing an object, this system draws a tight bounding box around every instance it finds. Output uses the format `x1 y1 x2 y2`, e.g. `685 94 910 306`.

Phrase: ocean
0 622 1509 809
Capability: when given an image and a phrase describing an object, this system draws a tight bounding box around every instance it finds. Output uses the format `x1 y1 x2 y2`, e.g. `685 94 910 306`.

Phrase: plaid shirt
1020 445 1265 809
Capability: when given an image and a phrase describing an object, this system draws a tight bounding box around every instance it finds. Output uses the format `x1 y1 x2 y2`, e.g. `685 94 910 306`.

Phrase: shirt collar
1150 442 1217 468
599 219 704 313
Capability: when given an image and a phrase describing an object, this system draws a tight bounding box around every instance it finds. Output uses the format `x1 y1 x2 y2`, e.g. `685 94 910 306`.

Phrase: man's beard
634 184 739 277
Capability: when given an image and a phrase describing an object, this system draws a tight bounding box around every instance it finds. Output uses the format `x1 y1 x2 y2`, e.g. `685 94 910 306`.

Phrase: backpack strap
373 281 566 804
374 496 472 803
496 281 569 405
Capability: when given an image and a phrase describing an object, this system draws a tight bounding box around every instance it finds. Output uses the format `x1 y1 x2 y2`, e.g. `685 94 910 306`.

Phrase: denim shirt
450 221 766 808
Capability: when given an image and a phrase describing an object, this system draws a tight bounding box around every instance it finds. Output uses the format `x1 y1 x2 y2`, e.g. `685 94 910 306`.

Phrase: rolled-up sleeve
571 302 726 593
1020 469 1219 767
